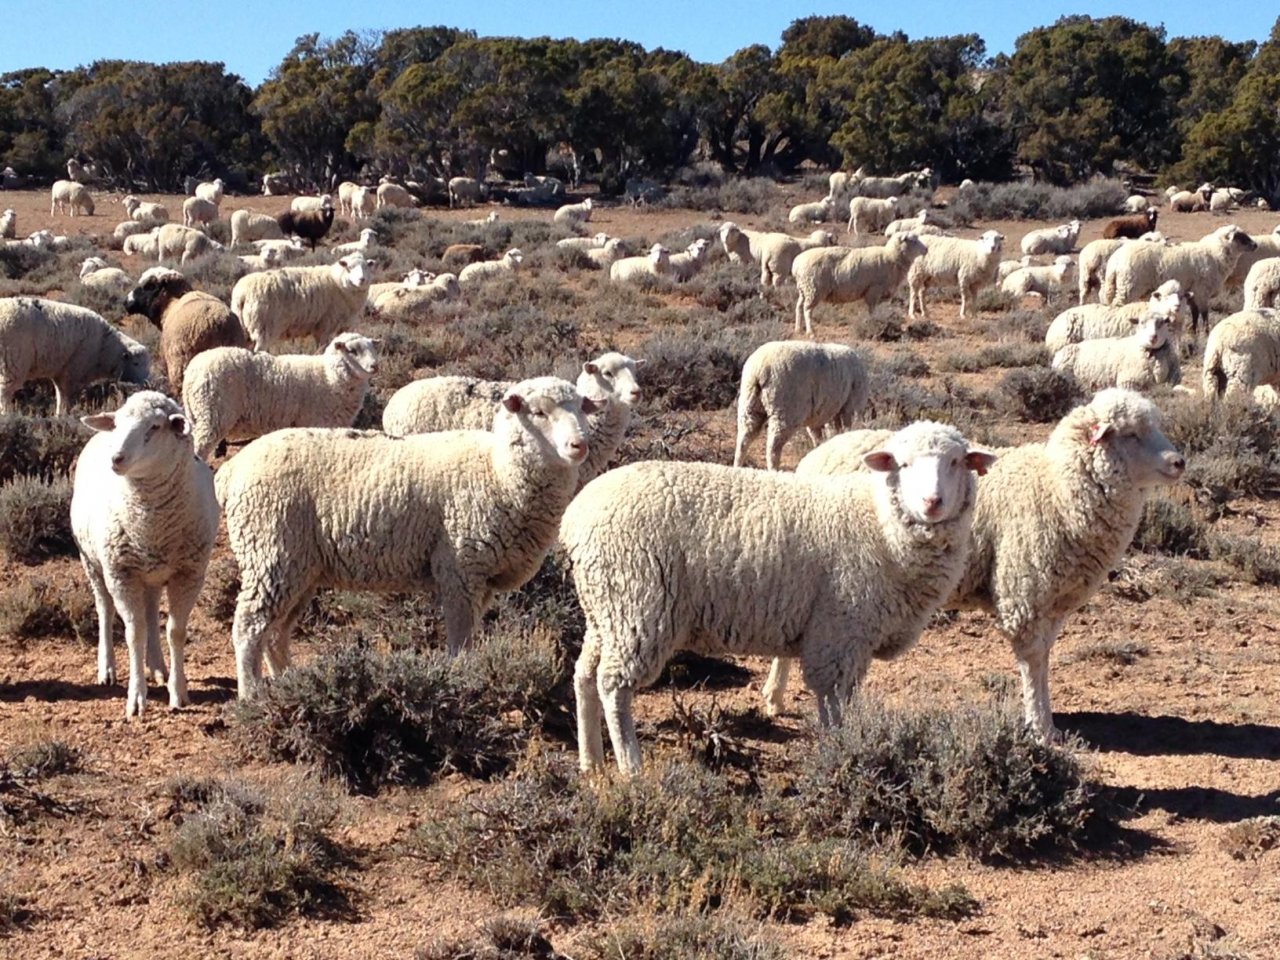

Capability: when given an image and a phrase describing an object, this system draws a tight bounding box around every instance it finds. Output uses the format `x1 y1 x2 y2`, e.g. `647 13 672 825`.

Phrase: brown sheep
277 205 335 251
442 243 486 267
124 267 249 394
1102 208 1158 240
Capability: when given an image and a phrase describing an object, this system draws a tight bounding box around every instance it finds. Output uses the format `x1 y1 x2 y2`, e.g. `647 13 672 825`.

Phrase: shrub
0 476 77 563
1159 395 1280 505
935 343 1049 373
947 179 1127 223
993 367 1083 423
580 916 786 960
416 916 566 960
638 320 773 412
0 413 88 482
0 578 96 642
1132 499 1208 556
850 305 902 342
6 739 83 779
666 177 779 214
0 244 54 280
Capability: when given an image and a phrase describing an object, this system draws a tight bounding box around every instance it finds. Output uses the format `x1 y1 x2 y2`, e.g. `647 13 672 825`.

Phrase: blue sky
1 2 1274 85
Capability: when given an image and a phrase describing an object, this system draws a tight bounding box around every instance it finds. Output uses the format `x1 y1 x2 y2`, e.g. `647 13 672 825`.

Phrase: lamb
382 352 643 488
1244 257 1280 310
442 243 485 268
337 180 359 216
1001 254 1075 297
156 223 222 263
1077 237 1129 304
884 208 947 237
563 420 994 772
1202 309 1280 400
0 208 15 239
70 391 218 717
1045 279 1185 354
182 332 379 460
66 158 94 184
50 180 94 216
668 237 713 282
718 221 768 265
1051 305 1181 392
556 232 610 252
448 176 483 208
0 297 150 414
553 198 593 230
1123 195 1150 213
122 195 169 225
123 229 161 258
230 253 373 352
997 255 1033 282
846 196 899 236
194 178 225 205
1208 187 1235 213
229 209 284 247
369 273 461 319
1102 223 1257 333
757 229 835 288
1021 220 1080 255
772 389 1184 741
1102 208 1158 239
218 376 598 696
277 204 336 251
182 196 219 229
732 341 868 470
249 237 306 261
1226 225 1280 289
459 248 524 284
906 229 1005 319
610 244 672 283
788 197 833 225
238 249 281 272
290 193 334 214
466 210 500 227
332 227 378 257
795 234 929 334
584 238 628 270
376 182 416 209
351 185 378 218
79 257 133 293
366 267 433 305
124 266 249 394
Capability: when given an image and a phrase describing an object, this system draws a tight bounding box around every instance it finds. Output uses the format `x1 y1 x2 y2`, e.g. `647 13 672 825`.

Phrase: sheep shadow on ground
0 678 122 703
1061 710 1280 760
1106 784 1280 825
652 651 755 691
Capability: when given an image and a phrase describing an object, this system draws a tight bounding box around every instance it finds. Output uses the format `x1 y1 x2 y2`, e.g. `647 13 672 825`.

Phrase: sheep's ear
966 450 997 476
581 396 606 415
82 413 116 432
502 393 525 414
634 358 647 368
863 450 898 473
333 339 349 353
583 361 600 375
168 414 191 437
1088 422 1113 446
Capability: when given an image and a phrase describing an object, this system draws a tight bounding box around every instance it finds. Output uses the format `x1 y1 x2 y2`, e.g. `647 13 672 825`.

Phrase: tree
0 68 64 180
1167 35 1256 137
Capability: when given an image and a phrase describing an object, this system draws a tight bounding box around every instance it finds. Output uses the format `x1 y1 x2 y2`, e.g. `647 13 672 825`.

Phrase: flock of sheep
1 160 1278 776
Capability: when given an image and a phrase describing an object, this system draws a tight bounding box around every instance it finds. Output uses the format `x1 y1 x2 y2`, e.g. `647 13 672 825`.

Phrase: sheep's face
403 268 431 287
1081 389 1185 488
124 270 183 322
82 391 188 477
330 333 380 378
505 249 524 267
1225 226 1256 252
500 376 598 467
579 353 643 408
864 421 995 526
333 255 372 290
979 230 1005 255
1133 311 1173 351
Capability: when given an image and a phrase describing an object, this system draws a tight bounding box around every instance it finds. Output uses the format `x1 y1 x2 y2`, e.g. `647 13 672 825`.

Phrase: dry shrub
0 577 95 642
0 476 76 563
994 367 1083 423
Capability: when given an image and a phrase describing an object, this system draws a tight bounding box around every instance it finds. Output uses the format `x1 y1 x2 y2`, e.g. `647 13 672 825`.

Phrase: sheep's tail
1202 338 1227 399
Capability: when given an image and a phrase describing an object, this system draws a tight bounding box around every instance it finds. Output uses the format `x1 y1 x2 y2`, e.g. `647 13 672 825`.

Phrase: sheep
249 237 306 261
584 238 628 270
1226 225 1280 289
382 352 643 488
369 273 461 320
668 237 713 282
610 244 672 284
1077 237 1129 304
846 196 899 236
0 208 14 240
906 230 1005 319
122 195 169 225
230 253 373 353
1046 279 1186 354
1208 188 1235 213
1102 224 1257 333
70 391 218 717
352 185 378 218
788 196 833 225
459 248 524 284
123 229 161 258
277 205 336 251
884 208 947 237
19 229 70 252
290 193 334 213
1202 309 1280 400
376 182 416 209
1051 305 1181 392
1102 208 1158 240
261 171 295 196
230 209 284 247
1170 187 1209 212
997 255 1034 283
556 232 610 252
849 169 929 199
156 223 222 264
448 176 483 208
1244 257 1280 310
124 266 249 394
465 210 500 227
826 169 861 204
366 267 433 305
1123 195 1150 213
331 227 378 257
774 388 1184 741
0 297 150 414
182 332 379 460
50 179 94 216
718 221 768 265
733 341 868 470
553 198 593 230
757 229 835 288
564 420 995 772
237 248 282 272
337 180 359 216
182 196 219 229
1021 220 1080 255
66 158 93 184
194 178 225 206
442 243 486 268
795 234 929 334
1001 255 1075 297
79 257 133 293
218 376 599 696
114 220 150 241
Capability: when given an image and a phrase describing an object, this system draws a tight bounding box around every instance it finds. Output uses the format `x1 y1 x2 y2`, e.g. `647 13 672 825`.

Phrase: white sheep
668 237 713 282
182 196 218 229
122 195 169 225
1102 224 1257 333
237 248 283 272
0 209 13 240
553 198 593 230
1001 254 1075 297
610 243 672 283
1077 233 1169 303
846 196 899 236
794 234 928 334
883 208 947 237
182 332 379 460
336 180 359 216
1169 187 1209 212
563 420 994 773
448 176 483 208
584 238 628 270
465 210 500 227
557 232 610 252
1244 257 1280 310
79 257 133 293
376 182 416 209
1226 224 1280 288
774 389 1184 741
331 227 378 257
352 184 378 218
290 193 334 213
50 180 94 216
113 220 150 240
249 237 306 261
230 253 373 352
459 248 524 284
997 255 1034 282
1202 309 1280 400
906 229 1005 319
194 178 225 205
156 223 221 263
1045 279 1185 354
788 196 833 225
366 267 433 305
718 221 768 265
1020 220 1081 256
230 209 284 247
849 169 929 199
70 391 217 717
757 229 835 288
369 273 461 319
1123 195 1150 213
1051 305 1181 392
218 376 598 696
733 341 868 470
123 229 161 258
0 297 150 414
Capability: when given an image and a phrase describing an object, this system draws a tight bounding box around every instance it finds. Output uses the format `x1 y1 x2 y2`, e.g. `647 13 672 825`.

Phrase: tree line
1 14 1278 200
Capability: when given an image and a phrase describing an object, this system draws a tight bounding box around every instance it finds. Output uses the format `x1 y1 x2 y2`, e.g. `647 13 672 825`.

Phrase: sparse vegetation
994 367 1084 423
0 476 76 563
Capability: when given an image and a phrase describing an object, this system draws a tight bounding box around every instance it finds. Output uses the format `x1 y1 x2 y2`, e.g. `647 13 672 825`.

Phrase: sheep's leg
762 657 794 716
52 381 69 417
231 584 287 700
143 584 167 684
0 380 14 415
600 682 642 775
83 558 117 685
574 635 606 771
163 577 202 709
1013 618 1064 742
112 581 149 718
733 413 764 468
765 420 794 471
264 589 313 679
437 565 487 655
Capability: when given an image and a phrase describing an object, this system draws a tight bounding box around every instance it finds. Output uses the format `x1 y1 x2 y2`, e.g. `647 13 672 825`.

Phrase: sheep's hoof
97 667 116 686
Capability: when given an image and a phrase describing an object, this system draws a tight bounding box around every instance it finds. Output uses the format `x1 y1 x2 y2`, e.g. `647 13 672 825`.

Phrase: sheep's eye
602 372 613 380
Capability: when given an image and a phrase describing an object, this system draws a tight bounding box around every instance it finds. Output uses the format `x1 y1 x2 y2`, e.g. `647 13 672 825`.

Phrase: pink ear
863 450 897 473
1089 422 1112 446
581 396 606 415
502 393 524 414
82 413 116 432
583 361 599 375
966 450 997 475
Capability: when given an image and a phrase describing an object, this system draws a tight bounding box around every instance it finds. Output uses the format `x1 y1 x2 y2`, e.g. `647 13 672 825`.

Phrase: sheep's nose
1170 455 1186 472
922 495 942 516
111 452 126 470
628 389 642 403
